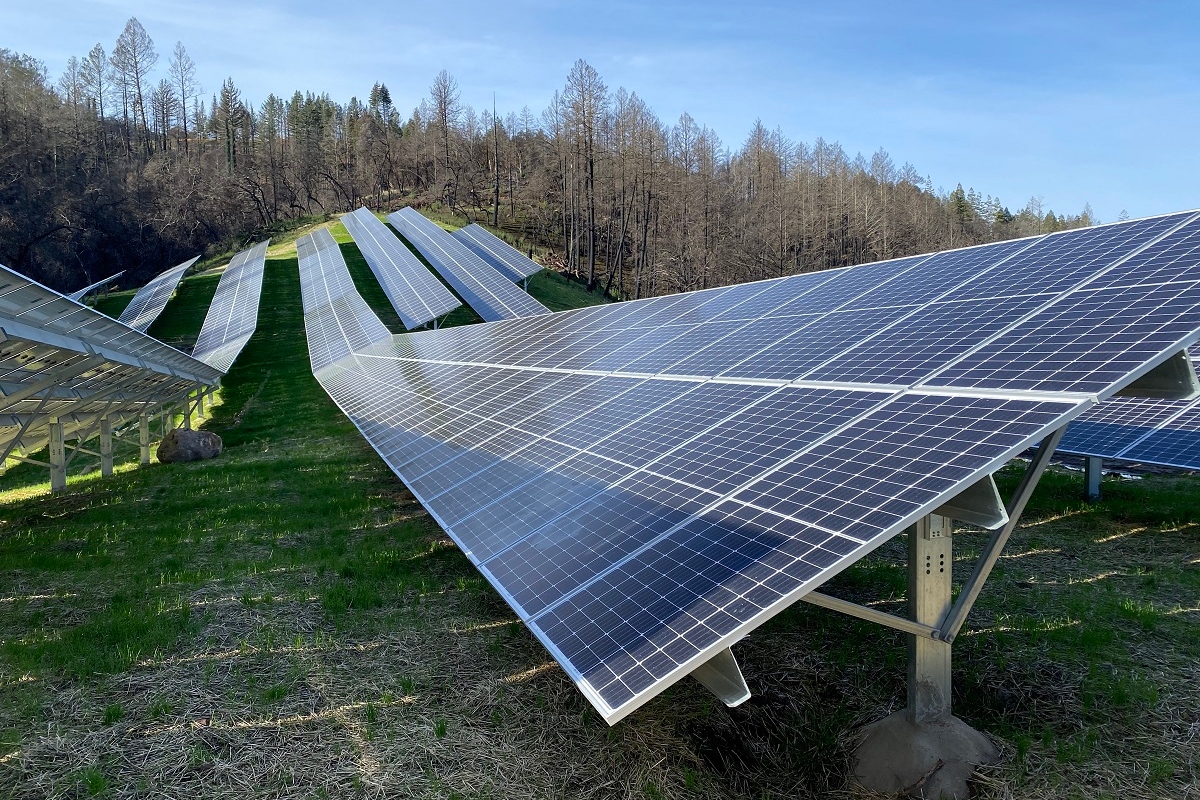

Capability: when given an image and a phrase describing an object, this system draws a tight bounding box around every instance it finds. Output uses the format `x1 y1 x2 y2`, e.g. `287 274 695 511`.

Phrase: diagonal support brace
938 426 1067 643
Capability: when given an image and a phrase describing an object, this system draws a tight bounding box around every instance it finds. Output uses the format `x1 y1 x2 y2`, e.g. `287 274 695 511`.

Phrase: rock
157 429 223 463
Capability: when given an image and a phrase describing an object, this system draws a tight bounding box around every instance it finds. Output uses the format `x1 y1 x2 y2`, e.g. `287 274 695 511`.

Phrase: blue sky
7 0 1198 222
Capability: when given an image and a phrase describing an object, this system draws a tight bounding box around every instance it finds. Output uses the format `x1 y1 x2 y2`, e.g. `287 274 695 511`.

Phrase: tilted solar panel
452 223 544 282
389 208 549 321
298 210 1200 723
1057 355 1200 469
67 271 125 302
340 207 461 329
0 262 222 464
117 256 199 331
191 240 269 373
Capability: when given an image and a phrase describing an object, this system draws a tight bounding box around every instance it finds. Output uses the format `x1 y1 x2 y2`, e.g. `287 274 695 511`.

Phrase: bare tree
428 70 461 202
168 42 198 157
111 17 157 153
79 44 109 162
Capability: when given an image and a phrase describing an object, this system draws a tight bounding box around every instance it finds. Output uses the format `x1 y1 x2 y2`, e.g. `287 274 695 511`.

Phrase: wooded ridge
0 18 1095 298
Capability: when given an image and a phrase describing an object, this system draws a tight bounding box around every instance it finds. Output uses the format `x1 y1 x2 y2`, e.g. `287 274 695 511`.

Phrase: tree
110 18 157 153
168 42 198 156
149 78 177 152
564 60 607 290
79 44 109 161
428 70 461 200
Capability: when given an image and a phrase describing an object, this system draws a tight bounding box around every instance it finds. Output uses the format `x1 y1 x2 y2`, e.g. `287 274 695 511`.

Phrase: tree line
0 18 1097 297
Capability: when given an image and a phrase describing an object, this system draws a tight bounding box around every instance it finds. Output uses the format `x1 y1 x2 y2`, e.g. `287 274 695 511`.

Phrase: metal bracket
1115 349 1199 400
690 646 751 707
934 474 1008 530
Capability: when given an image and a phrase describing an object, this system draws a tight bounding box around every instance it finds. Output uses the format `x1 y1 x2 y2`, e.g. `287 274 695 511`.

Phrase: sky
5 0 1198 223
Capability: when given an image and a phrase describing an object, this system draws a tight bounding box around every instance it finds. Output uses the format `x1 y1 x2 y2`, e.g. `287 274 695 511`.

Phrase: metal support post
182 393 192 430
197 385 206 420
908 514 953 724
1085 456 1102 501
49 419 67 493
855 511 998 797
139 413 150 465
99 416 113 477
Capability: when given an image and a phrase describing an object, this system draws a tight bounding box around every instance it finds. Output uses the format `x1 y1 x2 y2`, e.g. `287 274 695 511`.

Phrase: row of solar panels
339 208 547 328
0 241 269 479
351 206 1200 473
298 209 1200 724
1058 355 1200 469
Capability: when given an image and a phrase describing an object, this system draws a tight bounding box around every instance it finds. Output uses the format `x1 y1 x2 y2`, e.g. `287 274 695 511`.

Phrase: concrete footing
854 711 999 799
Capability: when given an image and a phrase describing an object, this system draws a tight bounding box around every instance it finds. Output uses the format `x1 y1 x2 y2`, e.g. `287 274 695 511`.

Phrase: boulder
157 429 223 463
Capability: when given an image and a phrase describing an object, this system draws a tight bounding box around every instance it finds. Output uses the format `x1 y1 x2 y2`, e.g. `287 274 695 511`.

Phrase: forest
0 17 1097 299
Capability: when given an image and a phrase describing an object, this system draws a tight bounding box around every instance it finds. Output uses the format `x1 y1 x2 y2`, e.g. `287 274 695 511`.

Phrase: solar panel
452 223 544 282
0 262 222 467
340 207 461 329
389 208 549 321
191 241 269 373
67 271 125 302
117 256 199 331
1057 355 1200 469
297 209 1200 724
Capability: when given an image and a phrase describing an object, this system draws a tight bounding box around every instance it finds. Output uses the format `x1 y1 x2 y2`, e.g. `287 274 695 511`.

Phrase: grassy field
1 221 1197 799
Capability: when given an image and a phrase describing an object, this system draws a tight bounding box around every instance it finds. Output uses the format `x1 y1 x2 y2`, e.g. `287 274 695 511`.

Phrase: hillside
1 223 1197 799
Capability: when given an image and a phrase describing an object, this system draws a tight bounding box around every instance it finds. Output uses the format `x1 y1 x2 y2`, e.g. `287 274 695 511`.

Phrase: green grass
1 223 1198 799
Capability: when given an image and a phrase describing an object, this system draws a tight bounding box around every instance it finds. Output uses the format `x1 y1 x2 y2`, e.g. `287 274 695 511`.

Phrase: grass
1 220 1197 798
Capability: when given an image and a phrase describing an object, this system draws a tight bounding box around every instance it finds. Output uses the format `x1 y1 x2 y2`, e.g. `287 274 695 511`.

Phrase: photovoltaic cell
341 207 461 329
390 208 549 322
1056 353 1200 469
452 223 544 282
117 256 198 331
191 240 269 372
297 208 1200 725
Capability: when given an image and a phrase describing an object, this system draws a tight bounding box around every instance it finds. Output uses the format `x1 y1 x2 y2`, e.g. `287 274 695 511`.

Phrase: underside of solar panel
298 209 1200 723
0 263 224 465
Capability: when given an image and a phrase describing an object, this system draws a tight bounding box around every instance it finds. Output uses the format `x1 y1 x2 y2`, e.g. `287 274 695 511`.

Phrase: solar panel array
389 208 549 322
0 263 222 463
191 241 270 373
297 228 391 370
67 271 125 302
452 223 544 282
298 210 1200 724
340 208 461 329
1058 354 1200 469
117 256 199 331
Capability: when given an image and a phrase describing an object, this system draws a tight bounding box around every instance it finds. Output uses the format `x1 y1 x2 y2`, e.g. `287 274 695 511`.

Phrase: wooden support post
49 419 66 493
100 416 113 477
139 413 151 465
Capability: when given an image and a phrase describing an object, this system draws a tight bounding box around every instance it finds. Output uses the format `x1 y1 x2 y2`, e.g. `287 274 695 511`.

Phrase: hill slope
0 226 1196 799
